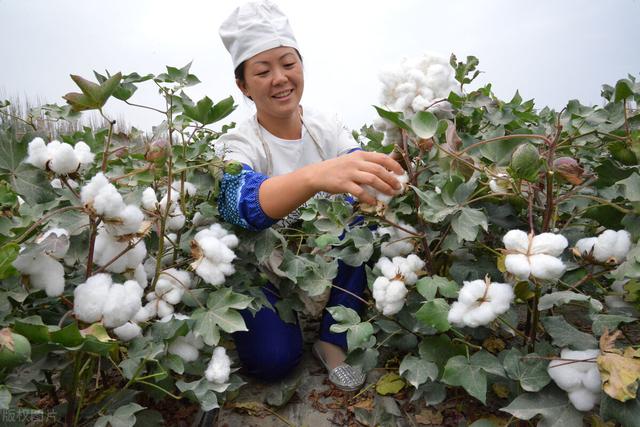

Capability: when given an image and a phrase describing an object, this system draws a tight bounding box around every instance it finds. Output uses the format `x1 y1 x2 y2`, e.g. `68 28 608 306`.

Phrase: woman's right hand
309 151 405 205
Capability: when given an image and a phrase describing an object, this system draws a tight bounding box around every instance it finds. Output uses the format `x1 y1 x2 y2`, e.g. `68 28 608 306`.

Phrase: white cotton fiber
102 281 142 328
74 141 95 166
108 204 144 236
141 187 158 210
73 273 112 323
528 254 566 280
447 280 514 328
205 347 232 384
530 233 568 257
575 237 597 257
194 259 226 287
26 137 50 169
503 230 530 253
568 388 600 411
113 322 142 341
49 143 80 174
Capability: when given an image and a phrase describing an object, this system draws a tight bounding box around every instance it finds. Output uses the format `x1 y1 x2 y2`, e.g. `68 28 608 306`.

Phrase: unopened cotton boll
113 322 142 341
26 137 50 169
205 347 232 384
49 143 80 174
73 273 112 323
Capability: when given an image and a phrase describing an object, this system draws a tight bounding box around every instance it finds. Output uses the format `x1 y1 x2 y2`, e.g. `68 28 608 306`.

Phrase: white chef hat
219 0 299 70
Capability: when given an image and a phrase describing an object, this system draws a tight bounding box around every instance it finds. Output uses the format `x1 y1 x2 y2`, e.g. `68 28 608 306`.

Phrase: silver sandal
312 341 366 392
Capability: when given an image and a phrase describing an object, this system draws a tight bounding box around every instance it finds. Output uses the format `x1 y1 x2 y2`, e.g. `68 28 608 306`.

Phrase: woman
217 0 403 391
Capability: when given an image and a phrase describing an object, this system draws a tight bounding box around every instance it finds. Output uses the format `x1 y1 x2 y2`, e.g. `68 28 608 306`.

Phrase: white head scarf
219 0 299 69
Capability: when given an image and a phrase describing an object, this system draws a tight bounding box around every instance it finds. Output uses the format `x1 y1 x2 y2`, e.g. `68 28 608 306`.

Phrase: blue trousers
232 260 367 381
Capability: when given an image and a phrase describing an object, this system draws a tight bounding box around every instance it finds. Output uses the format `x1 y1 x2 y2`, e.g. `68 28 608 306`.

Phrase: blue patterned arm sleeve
218 164 278 231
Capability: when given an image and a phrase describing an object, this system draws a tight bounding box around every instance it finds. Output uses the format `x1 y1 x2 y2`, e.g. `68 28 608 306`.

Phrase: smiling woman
214 0 404 392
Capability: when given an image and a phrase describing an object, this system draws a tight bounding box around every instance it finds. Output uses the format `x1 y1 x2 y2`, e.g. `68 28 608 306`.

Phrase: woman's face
237 46 304 121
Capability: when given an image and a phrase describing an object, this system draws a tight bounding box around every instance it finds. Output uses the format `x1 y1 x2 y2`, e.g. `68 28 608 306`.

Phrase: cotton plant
25 137 95 174
12 228 70 297
134 268 192 322
73 273 143 329
502 230 568 281
81 173 145 236
372 254 426 315
547 349 602 411
447 278 514 328
205 346 232 384
190 223 239 286
574 229 632 264
161 313 204 362
374 52 459 146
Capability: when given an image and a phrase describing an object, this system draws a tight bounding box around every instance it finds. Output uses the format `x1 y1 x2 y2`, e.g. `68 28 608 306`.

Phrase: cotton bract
547 349 601 411
191 224 238 286
447 279 514 328
26 138 94 174
73 274 143 329
205 346 232 384
503 230 568 281
574 229 632 264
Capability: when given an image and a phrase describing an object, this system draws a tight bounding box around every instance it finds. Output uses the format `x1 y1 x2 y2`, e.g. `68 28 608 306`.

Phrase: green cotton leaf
373 106 412 132
415 275 459 300
590 314 637 336
449 54 480 86
0 243 19 279
299 255 338 297
412 185 458 223
411 111 438 139
617 172 640 202
326 306 361 326
346 347 379 372
538 291 603 312
614 79 635 102
0 129 27 174
94 403 145 427
451 207 488 243
10 165 57 205
501 386 584 427
418 335 466 375
442 355 488 403
266 372 303 408
399 354 438 389
63 72 122 111
13 316 50 344
600 394 640 426
50 322 84 348
346 322 375 351
376 373 405 395
503 348 551 392
415 299 451 332
192 288 252 346
541 316 598 350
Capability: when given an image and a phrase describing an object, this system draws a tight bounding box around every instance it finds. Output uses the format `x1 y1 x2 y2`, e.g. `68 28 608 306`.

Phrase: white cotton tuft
547 348 601 411
141 187 158 210
593 230 632 263
191 224 239 286
171 180 197 197
81 173 110 205
73 141 95 166
528 254 566 280
94 228 147 273
194 259 226 286
379 223 417 257
372 276 407 316
575 237 597 257
504 254 531 280
73 273 112 323
205 347 232 384
26 137 50 169
530 233 568 257
13 252 66 297
49 143 80 174
101 280 143 328
375 257 398 280
107 204 144 236
503 230 529 252
503 230 567 281
113 322 142 341
568 388 600 411
447 280 514 328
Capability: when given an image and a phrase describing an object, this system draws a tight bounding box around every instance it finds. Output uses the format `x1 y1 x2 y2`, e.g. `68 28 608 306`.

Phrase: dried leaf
492 383 510 399
375 373 405 395
414 407 444 425
483 336 506 353
597 329 640 402
0 328 14 352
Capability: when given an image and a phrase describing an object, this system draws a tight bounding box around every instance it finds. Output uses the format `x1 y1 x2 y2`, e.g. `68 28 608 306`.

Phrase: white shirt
215 106 360 176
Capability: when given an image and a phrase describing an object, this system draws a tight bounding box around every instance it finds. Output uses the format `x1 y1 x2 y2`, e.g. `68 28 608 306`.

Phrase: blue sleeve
218 164 278 231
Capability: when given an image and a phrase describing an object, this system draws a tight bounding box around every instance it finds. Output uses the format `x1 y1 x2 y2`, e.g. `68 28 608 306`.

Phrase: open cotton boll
447 280 514 328
73 273 112 323
593 230 632 263
80 173 110 205
547 359 583 391
503 230 530 253
154 278 184 305
568 388 600 411
561 349 600 371
160 268 192 290
375 257 398 280
73 141 95 166
101 280 143 328
171 180 197 197
141 187 158 210
13 252 66 297
199 238 236 265
504 254 531 280
457 279 487 306
530 233 568 257
194 258 226 286
379 223 417 257
582 365 602 393
372 276 390 303
26 137 50 169
166 207 186 231
113 322 142 341
94 229 147 273
575 237 597 257
107 205 144 236
205 347 232 384
93 186 126 218
49 143 80 174
373 277 408 316
528 254 566 280
168 338 201 362
131 263 148 289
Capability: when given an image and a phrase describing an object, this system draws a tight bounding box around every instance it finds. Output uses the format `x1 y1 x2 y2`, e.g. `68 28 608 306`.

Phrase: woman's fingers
358 161 401 193
345 182 377 205
359 151 405 175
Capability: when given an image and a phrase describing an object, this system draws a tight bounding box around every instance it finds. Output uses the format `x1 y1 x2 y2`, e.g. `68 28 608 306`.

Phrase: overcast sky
1 0 639 132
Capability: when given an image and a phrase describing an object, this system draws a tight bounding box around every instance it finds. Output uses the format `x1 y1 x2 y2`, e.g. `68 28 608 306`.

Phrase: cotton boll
529 254 566 280
503 230 530 252
505 253 531 280
194 259 226 286
141 187 158 210
447 301 469 327
610 230 631 262
199 238 236 264
73 141 95 166
207 223 229 239
133 304 155 323
531 233 568 257
161 268 192 290
94 229 147 273
132 264 148 289
50 178 63 189
26 137 50 169
372 276 390 302
457 280 487 306
166 207 186 231
464 302 497 328
593 230 632 263
486 282 515 312
81 173 110 206
113 322 142 341
568 388 599 411
49 143 80 174
108 205 144 236
168 337 201 362
152 299 175 319
217 262 235 276
560 349 600 372
205 347 232 384
575 237 597 257
155 278 184 305
220 234 239 249
32 255 66 297
73 273 112 323
102 282 142 329
93 185 126 218
582 366 602 393
171 180 197 197
375 257 398 280
192 212 213 228
382 300 405 316
386 280 408 302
